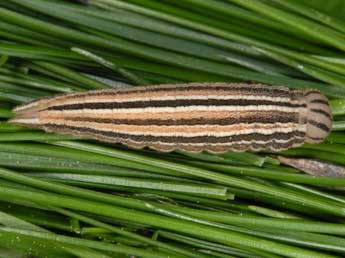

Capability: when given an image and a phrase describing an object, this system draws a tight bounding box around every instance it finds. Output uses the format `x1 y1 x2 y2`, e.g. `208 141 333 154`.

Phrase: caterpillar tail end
8 101 42 129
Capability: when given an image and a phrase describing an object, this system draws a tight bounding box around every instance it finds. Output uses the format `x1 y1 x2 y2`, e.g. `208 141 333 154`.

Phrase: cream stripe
14 102 41 112
45 94 298 105
43 120 305 137
104 137 305 146
10 118 40 124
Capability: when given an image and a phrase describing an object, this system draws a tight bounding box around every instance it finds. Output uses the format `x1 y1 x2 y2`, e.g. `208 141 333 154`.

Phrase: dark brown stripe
307 136 324 141
305 90 321 96
308 120 331 133
231 138 304 151
310 108 332 119
65 112 299 126
44 124 305 144
310 99 329 105
59 84 293 100
46 99 305 111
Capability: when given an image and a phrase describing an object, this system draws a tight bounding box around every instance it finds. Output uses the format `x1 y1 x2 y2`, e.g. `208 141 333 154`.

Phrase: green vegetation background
0 0 344 258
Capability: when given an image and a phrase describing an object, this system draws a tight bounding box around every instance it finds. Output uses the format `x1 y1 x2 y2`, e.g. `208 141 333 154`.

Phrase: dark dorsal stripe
65 112 300 126
44 124 305 144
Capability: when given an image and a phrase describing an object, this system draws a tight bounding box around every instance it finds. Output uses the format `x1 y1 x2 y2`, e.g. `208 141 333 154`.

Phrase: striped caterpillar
10 83 332 153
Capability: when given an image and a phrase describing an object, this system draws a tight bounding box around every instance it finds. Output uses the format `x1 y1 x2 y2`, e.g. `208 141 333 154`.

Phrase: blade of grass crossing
227 0 345 51
0 185 337 258
71 47 148 85
273 0 345 34
51 141 345 217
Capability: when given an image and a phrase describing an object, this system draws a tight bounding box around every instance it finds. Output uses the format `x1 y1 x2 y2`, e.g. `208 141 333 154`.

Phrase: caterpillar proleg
10 83 332 153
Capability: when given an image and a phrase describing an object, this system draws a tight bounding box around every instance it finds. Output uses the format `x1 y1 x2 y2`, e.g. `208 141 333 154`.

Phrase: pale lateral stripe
15 102 41 112
47 105 306 114
112 137 305 146
10 118 40 124
44 120 305 137
45 94 298 105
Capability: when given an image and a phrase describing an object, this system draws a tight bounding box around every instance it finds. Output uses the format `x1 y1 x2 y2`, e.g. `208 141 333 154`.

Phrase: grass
0 0 345 257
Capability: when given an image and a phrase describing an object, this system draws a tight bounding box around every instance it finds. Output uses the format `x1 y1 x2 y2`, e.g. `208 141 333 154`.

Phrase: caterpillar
9 83 332 153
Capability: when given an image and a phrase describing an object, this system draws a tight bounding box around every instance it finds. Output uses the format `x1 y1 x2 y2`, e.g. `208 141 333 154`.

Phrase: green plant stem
0 132 84 141
272 0 345 34
255 47 345 88
0 108 13 118
51 207 208 258
71 47 149 85
333 121 345 131
0 186 336 258
332 99 345 116
227 0 345 51
33 173 228 199
186 161 345 186
0 226 181 258
33 61 109 89
51 141 345 217
2 2 343 97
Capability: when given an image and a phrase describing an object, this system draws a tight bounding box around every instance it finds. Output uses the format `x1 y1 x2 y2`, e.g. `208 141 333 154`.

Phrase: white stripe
14 102 39 112
48 105 306 114
48 94 298 105
10 118 40 124
118 137 305 147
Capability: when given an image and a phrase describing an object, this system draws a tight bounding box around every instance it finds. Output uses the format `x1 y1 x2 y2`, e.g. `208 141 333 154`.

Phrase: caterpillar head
304 90 332 144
